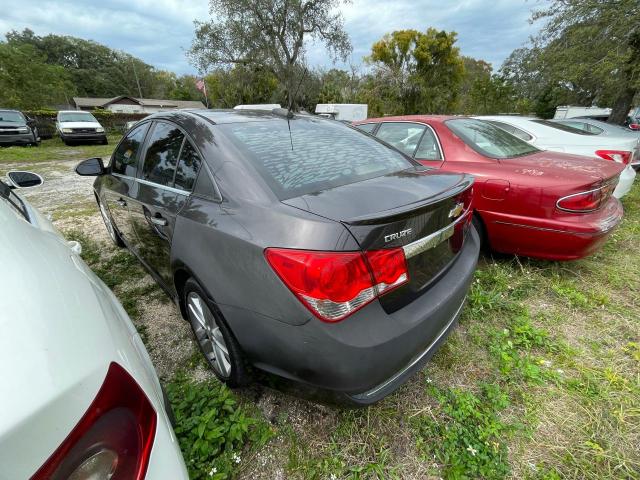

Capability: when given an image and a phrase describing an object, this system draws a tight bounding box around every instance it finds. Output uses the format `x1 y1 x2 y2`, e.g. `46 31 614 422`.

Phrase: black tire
183 278 251 387
472 213 489 253
97 197 125 247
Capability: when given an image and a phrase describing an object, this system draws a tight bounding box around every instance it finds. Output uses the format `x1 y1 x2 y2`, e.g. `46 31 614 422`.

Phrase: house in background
72 96 205 113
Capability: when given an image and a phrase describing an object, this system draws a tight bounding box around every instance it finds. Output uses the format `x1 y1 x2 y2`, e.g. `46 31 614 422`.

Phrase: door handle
150 216 168 226
116 198 127 207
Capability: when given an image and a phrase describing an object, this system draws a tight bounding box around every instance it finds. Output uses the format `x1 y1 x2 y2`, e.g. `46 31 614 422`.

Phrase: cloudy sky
0 0 545 74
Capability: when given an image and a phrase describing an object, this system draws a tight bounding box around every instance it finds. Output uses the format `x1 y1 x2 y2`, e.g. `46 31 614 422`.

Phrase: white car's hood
58 121 102 129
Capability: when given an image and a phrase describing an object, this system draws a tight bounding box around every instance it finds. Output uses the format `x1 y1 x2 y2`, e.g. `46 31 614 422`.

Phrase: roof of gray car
183 108 316 125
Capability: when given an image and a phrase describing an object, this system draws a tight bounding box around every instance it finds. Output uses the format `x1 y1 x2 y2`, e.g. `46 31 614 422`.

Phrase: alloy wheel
187 292 231 378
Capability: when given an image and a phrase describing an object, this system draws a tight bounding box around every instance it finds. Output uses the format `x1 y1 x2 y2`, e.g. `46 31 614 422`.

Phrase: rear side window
174 141 201 191
533 119 596 135
355 123 377 134
414 128 442 160
142 121 185 187
486 121 533 141
111 123 149 176
375 122 425 156
219 119 413 199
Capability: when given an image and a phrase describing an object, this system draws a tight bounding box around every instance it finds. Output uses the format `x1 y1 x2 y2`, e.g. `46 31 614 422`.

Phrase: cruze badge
384 228 413 243
448 202 464 218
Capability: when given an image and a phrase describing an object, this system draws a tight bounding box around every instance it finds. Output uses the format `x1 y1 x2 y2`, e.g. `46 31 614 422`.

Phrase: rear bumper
0 133 33 145
612 165 636 199
482 196 623 260
224 227 480 403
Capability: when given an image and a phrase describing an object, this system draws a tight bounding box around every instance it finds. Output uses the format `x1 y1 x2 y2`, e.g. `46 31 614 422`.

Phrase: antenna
288 67 308 114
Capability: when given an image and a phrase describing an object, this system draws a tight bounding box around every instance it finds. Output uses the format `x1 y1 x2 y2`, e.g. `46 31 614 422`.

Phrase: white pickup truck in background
315 103 368 123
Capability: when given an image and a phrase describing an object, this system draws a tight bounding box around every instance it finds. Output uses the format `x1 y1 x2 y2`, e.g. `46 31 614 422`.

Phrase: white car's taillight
31 363 156 480
595 150 632 165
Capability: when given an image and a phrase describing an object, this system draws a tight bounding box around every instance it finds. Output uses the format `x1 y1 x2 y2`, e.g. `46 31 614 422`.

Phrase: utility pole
131 58 143 99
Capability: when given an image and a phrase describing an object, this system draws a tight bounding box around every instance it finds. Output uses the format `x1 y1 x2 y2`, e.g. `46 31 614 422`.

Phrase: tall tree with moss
188 0 352 109
367 28 464 114
503 0 640 122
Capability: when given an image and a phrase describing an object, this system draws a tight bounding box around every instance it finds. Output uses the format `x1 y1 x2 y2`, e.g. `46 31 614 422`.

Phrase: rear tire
472 214 489 253
97 198 125 247
183 278 251 387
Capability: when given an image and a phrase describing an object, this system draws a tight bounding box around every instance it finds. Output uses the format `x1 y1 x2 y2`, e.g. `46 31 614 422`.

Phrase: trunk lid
501 151 625 183
283 167 474 312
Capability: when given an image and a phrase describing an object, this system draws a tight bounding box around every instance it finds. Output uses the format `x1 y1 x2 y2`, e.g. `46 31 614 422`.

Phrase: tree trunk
608 84 636 125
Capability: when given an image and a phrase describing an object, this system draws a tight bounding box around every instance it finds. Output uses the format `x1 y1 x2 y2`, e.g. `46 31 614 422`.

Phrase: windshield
218 118 415 199
58 112 98 123
0 111 25 123
446 119 540 159
533 119 596 135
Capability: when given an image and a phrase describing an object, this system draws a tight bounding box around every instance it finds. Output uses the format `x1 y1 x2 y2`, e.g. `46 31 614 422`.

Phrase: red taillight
595 150 632 165
629 123 640 131
265 248 408 322
556 182 616 213
31 363 157 480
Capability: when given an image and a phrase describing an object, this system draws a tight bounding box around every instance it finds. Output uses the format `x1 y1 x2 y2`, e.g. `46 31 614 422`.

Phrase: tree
0 42 74 108
188 0 352 109
367 28 464 114
506 0 640 123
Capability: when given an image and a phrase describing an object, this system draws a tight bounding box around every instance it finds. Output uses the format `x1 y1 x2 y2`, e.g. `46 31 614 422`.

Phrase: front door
128 121 201 289
103 122 150 248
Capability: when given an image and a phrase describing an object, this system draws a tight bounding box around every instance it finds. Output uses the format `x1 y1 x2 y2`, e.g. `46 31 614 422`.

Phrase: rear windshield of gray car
218 119 414 199
533 119 596 135
446 118 539 159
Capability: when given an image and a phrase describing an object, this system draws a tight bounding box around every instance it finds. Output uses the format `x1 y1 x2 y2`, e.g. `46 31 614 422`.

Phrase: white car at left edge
0 171 188 479
475 115 637 199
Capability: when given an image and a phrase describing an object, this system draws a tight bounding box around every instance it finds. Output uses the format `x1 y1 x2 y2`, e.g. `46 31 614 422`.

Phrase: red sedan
354 116 624 260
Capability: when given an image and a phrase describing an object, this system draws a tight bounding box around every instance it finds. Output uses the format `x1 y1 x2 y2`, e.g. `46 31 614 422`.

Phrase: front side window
219 119 413 199
174 141 201 191
414 127 442 160
446 119 540 159
142 121 185 187
375 122 426 157
111 123 149 176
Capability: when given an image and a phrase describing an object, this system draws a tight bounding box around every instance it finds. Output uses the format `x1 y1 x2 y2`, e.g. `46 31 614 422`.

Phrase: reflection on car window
446 119 540 159
219 119 412 200
355 123 376 134
533 119 596 135
375 122 426 156
142 121 185 187
414 127 442 160
111 123 149 176
174 141 201 191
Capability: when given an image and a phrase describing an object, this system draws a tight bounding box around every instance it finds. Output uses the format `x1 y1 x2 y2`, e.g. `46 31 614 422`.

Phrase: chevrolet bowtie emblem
448 202 464 218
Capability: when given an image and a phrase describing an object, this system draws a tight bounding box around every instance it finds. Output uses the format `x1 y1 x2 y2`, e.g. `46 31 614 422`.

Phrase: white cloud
0 0 544 74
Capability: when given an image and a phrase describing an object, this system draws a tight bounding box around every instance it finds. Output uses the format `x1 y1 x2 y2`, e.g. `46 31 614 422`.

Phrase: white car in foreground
475 115 637 198
0 172 188 479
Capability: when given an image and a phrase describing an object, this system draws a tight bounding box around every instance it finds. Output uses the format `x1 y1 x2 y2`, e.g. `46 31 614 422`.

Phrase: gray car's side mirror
76 157 106 176
7 171 43 188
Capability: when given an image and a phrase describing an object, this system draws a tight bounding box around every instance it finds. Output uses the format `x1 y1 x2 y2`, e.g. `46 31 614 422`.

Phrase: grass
0 134 119 164
60 181 639 479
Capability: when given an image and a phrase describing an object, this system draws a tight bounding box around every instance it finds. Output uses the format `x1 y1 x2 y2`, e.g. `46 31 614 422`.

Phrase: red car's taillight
265 248 409 322
629 123 640 131
595 150 632 165
31 363 157 480
556 182 616 213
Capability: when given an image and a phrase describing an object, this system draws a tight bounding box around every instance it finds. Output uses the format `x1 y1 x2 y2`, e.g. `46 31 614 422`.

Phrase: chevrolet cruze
76 109 479 404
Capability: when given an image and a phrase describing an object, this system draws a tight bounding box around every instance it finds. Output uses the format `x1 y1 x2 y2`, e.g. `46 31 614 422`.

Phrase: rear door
128 120 202 288
103 122 150 247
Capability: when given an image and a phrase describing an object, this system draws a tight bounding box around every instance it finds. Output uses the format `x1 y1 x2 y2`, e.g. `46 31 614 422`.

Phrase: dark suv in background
0 109 40 146
76 109 479 404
